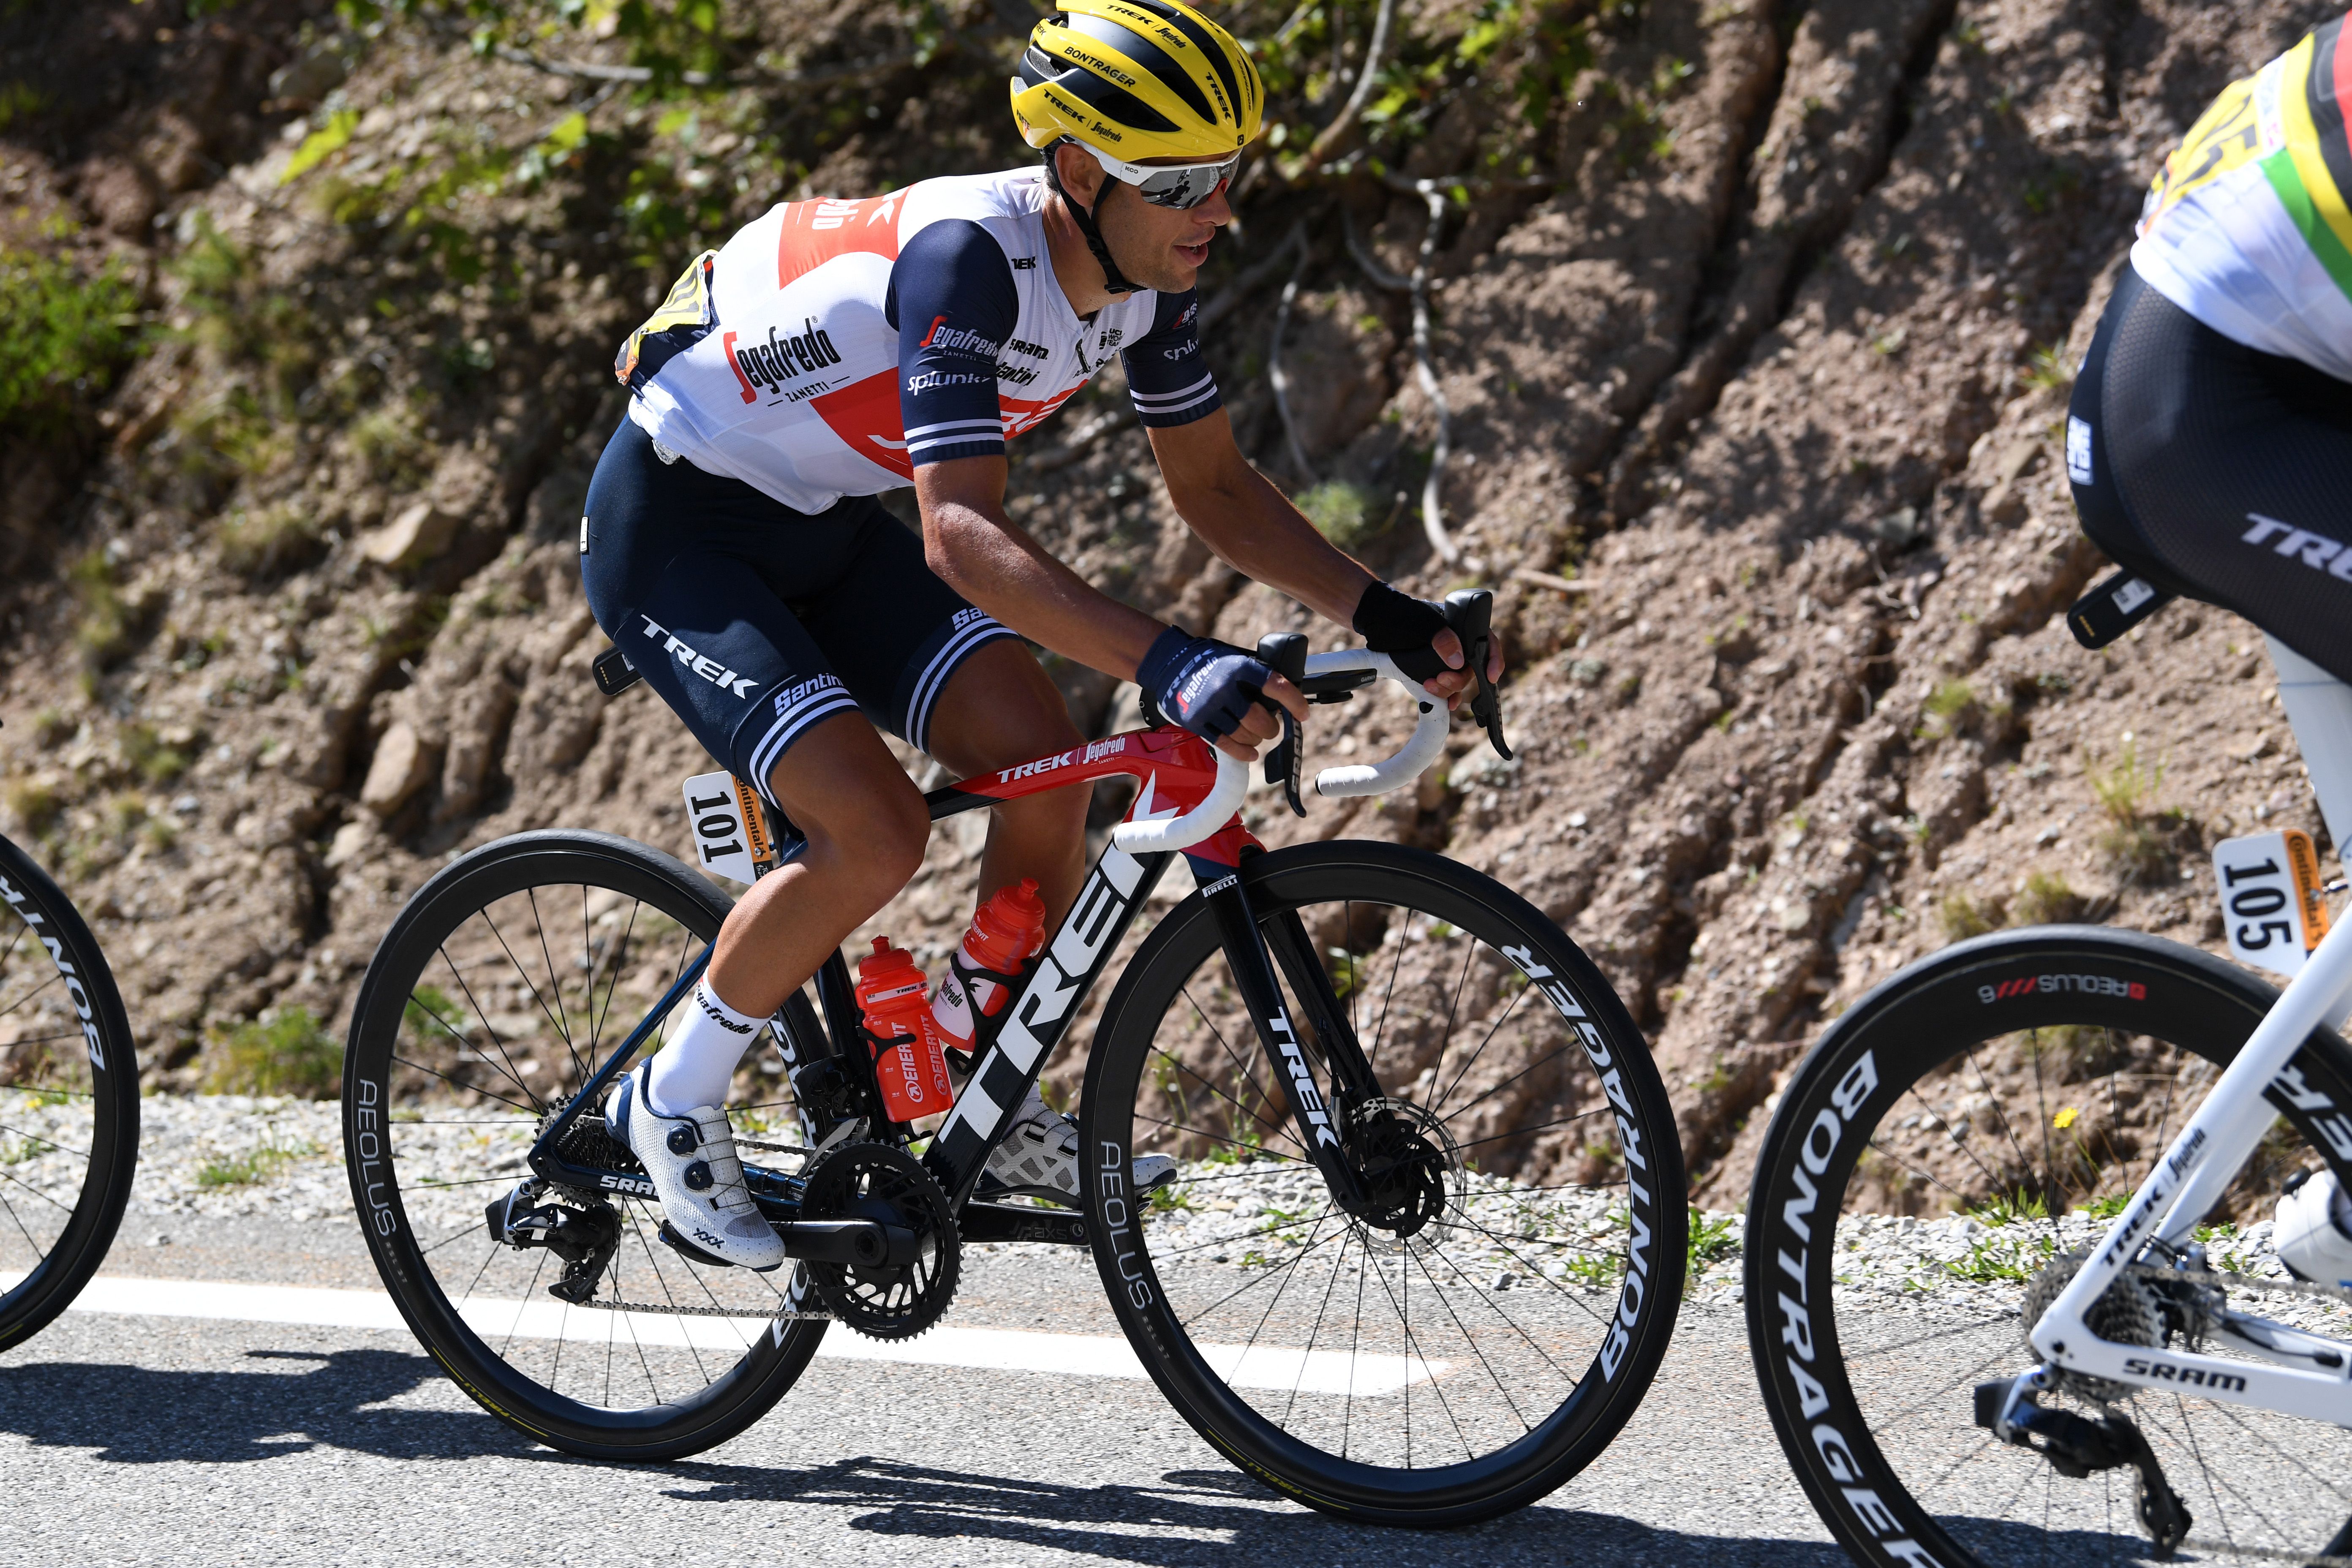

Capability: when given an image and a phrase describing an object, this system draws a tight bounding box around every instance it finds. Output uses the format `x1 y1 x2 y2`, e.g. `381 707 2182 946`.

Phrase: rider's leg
920 639 1089 926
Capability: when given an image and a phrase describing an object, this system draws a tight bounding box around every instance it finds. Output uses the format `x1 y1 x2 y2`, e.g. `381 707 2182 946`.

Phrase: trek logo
1010 256 1037 271
2243 513 2352 583
919 316 1000 358
1268 1012 1339 1149
1978 973 2147 1003
907 370 991 394
2121 1356 2247 1392
1006 336 1048 358
638 616 760 698
724 318 841 405
3 873 103 1070
999 750 1072 783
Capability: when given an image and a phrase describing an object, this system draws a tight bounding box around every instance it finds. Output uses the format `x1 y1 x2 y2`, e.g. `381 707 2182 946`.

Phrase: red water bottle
930 878 1049 1056
855 937 954 1123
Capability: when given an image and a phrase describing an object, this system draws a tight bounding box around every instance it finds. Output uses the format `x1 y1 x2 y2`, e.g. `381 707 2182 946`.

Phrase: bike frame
2024 634 2352 1423
523 649 1448 1245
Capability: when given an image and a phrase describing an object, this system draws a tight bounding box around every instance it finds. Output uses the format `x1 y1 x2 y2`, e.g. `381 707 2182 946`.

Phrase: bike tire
1747 925 2352 1568
342 829 825 1459
1080 839 1685 1526
0 833 139 1352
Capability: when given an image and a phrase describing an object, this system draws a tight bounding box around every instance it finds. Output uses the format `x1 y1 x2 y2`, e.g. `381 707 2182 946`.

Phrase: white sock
645 978 765 1115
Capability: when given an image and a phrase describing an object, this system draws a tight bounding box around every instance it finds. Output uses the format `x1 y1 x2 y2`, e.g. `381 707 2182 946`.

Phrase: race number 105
2212 828 2332 979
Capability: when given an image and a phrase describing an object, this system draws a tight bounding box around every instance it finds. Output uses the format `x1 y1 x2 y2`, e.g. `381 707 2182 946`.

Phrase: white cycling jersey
615 166 1221 514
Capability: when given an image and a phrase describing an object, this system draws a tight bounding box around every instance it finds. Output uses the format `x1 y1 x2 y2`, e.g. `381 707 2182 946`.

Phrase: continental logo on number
615 250 720 391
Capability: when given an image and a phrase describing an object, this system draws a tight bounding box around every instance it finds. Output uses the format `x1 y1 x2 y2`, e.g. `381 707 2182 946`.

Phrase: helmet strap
1043 143 1141 297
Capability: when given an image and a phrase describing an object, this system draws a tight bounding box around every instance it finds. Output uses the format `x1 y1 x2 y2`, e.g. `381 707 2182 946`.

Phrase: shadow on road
0 1348 539 1465
661 1455 1854 1566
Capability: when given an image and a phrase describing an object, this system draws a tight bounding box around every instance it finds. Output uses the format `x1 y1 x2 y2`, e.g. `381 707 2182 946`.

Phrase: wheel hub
1349 1098 1460 1245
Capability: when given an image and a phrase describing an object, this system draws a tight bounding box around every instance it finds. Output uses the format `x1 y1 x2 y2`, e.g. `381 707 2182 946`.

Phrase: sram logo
2121 1356 2248 1392
600 1173 657 1197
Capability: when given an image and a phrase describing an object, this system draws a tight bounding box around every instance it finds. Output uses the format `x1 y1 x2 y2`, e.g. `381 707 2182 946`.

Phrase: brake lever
1442 589 1513 761
1255 632 1308 818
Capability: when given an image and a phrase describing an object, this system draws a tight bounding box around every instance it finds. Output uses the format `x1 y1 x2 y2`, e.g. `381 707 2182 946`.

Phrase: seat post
2269 634 2352 873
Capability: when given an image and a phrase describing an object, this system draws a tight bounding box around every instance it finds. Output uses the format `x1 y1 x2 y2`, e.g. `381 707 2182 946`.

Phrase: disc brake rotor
1350 1097 1462 1251
797 1141 959 1340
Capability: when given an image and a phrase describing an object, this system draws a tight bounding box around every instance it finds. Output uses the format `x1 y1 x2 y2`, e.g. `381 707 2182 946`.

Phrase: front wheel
0 834 139 1352
1748 926 2352 1568
1081 840 1685 1526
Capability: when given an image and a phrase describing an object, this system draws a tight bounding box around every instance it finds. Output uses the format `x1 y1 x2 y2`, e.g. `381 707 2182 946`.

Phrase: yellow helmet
1010 0 1264 163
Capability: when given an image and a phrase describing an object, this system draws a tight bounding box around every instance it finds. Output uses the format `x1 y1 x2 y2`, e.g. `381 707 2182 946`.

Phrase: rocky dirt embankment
0 0 2339 1201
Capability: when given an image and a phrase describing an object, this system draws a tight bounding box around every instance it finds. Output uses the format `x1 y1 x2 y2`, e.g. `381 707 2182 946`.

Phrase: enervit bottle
854 938 954 1123
929 877 1049 1059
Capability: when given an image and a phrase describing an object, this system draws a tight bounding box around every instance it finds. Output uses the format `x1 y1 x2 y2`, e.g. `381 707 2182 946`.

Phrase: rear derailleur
487 1179 622 1304
1974 1369 2191 1558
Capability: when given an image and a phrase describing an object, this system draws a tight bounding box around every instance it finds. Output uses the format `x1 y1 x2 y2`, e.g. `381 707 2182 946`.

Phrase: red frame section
930 725 1263 869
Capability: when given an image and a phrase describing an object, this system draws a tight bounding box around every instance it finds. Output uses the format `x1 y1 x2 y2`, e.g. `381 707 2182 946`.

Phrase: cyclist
2064 12 2352 1285
579 0 1501 1269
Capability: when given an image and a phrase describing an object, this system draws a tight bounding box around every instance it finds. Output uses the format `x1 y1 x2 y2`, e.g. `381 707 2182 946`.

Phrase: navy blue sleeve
1121 289 1222 428
885 220 1017 466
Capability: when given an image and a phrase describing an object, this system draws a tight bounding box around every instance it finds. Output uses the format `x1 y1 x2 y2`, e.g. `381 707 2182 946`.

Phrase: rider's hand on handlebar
1354 581 1507 711
1138 627 1308 761
1214 672 1306 763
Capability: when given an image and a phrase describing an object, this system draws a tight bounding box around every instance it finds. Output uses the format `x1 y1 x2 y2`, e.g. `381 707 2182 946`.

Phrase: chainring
2024 1247 2169 1405
797 1141 959 1341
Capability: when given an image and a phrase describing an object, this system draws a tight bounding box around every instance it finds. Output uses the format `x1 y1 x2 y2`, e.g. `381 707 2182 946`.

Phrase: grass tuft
1294 481 1388 552
203 1007 342 1098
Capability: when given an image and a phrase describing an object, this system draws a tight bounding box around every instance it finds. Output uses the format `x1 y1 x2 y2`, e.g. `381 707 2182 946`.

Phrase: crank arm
1200 874 1369 1214
774 1217 912 1268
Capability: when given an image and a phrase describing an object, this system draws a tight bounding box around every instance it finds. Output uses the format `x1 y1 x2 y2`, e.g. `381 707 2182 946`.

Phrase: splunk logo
0 873 103 1071
724 318 841 405
2243 513 2352 584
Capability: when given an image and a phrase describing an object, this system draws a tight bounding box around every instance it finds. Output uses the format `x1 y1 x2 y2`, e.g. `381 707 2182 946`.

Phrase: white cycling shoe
607 1059 785 1271
983 1086 1176 1204
2275 1168 2352 1288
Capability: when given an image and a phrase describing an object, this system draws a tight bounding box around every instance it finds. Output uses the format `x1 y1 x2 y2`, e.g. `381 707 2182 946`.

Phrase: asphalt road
0 1217 1843 1567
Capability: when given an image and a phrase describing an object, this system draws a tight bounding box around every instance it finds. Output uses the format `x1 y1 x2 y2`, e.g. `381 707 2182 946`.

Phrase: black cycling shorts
2068 264 2352 684
580 417 1016 809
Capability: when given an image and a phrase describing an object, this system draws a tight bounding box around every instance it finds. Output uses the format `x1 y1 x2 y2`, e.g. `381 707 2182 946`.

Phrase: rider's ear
1054 141 1107 207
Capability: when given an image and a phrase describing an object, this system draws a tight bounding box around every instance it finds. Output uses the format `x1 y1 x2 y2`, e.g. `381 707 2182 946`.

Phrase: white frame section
2025 634 2352 1422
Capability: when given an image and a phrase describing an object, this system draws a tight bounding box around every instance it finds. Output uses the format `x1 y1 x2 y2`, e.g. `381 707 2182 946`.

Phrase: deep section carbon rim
342 830 821 1456
0 833 138 1352
1747 927 2352 1568
1083 841 1685 1524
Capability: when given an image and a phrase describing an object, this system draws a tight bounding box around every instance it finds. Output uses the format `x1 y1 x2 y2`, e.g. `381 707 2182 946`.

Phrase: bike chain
579 1297 833 1321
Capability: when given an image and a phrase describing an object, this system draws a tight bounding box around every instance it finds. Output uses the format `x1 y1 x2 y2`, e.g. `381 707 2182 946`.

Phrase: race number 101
2212 828 2333 979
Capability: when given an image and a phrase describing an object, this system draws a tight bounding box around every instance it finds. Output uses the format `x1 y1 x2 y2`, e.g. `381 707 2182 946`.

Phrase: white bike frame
2026 635 2352 1422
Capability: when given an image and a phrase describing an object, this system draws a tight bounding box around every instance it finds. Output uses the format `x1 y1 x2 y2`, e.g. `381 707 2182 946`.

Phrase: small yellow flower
2053 1107 2080 1130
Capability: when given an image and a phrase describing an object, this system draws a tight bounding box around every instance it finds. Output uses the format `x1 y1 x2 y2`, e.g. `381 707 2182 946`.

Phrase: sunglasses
1075 141 1239 210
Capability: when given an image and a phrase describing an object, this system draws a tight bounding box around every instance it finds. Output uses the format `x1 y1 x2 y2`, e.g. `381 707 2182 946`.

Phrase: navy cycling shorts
580 418 1017 808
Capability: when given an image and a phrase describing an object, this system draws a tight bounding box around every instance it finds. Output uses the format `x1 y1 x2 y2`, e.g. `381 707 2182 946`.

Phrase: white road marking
24 1274 1443 1396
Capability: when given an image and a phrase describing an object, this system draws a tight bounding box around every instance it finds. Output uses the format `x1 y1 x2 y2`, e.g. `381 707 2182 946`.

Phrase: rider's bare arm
914 453 1302 759
1146 410 1501 708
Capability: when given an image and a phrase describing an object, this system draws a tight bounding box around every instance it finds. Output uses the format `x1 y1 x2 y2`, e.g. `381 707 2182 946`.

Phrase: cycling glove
1352 580 1454 683
1138 627 1271 743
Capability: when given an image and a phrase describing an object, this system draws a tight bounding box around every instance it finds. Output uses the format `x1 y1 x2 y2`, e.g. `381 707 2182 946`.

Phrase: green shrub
2010 871 2082 926
0 248 141 436
1294 481 1387 551
204 1007 343 1097
1939 890 2002 941
69 549 132 668
217 504 324 578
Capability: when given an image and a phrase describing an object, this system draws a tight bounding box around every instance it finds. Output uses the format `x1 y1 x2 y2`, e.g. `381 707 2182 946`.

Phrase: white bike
1748 572 2352 1568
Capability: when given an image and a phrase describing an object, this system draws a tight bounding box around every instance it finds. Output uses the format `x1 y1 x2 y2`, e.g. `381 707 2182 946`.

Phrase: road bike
1748 571 2352 1567
0 822 141 1350
339 591 1689 1526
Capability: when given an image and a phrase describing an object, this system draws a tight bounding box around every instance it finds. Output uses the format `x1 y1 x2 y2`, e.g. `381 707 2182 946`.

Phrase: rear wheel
0 834 139 1352
1081 841 1684 1525
1747 927 2352 1567
342 830 824 1459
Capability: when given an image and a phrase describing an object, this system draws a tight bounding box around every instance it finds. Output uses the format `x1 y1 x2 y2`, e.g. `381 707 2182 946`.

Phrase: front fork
1200 863 1374 1214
